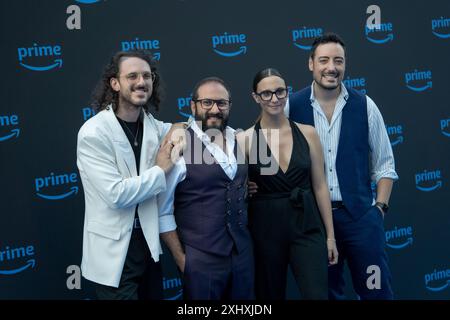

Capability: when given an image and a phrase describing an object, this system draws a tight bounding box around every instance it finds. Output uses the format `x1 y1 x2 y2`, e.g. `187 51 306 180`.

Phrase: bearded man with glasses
158 77 255 300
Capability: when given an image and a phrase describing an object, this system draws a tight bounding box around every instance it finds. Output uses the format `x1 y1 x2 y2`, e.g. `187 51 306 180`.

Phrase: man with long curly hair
76 50 180 299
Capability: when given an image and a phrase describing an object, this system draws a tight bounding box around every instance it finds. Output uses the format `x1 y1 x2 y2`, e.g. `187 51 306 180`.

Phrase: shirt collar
188 117 235 144
309 81 349 102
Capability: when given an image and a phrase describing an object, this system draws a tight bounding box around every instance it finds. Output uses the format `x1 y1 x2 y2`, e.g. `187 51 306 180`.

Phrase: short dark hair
192 77 232 102
252 68 283 92
310 32 346 59
90 50 164 113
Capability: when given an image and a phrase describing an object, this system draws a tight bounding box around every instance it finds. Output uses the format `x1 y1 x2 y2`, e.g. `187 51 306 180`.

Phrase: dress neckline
255 119 296 176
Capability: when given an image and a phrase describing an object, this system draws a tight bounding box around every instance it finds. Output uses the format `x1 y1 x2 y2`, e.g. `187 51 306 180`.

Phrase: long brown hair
90 50 164 114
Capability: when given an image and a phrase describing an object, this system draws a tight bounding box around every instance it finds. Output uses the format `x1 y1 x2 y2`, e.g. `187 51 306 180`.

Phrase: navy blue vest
289 86 373 220
174 127 251 256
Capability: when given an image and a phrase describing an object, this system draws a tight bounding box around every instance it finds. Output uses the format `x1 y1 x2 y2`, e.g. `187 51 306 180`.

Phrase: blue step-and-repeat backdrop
0 0 449 299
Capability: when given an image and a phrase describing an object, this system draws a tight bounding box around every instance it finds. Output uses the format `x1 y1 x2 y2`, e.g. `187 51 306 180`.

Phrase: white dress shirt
158 119 237 233
285 82 398 201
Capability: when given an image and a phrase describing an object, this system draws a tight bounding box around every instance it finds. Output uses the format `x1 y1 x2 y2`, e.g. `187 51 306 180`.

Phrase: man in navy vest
287 33 398 300
158 77 254 300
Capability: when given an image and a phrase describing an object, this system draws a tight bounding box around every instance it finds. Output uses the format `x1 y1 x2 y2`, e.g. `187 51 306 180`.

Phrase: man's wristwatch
375 202 389 214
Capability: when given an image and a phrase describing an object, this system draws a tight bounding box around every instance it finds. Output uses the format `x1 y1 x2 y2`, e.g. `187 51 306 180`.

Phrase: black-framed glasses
121 72 155 84
255 87 288 101
193 98 231 110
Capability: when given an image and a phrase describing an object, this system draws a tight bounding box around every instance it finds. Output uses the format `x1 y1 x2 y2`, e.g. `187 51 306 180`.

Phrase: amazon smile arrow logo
386 124 404 147
0 259 36 275
426 280 450 292
35 172 79 201
405 70 433 92
177 95 192 118
76 0 100 3
0 128 20 142
440 119 450 137
390 135 404 146
431 17 450 39
406 81 432 92
291 27 323 50
416 180 442 192
293 42 313 50
365 23 394 45
385 226 414 250
415 169 442 192
211 32 248 58
425 268 450 292
213 46 247 57
432 31 450 38
163 277 183 300
0 114 20 143
0 245 36 276
36 186 79 200
17 43 63 72
366 33 394 44
165 289 183 300
386 237 413 249
20 59 63 71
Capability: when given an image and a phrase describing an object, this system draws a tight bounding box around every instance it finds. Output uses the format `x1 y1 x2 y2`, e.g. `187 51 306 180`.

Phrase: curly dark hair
90 50 164 113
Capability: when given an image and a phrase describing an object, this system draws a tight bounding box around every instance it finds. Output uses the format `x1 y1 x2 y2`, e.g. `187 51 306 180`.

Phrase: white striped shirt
285 82 398 201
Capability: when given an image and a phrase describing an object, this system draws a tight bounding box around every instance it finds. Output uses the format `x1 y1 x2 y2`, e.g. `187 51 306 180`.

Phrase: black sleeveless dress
248 119 328 300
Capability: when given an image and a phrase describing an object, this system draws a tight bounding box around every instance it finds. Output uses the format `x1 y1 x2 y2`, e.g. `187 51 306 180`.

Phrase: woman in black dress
237 68 338 299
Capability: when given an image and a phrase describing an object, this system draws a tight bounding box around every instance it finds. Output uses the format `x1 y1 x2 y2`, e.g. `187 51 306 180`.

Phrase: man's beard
316 71 342 91
195 109 228 132
119 84 151 108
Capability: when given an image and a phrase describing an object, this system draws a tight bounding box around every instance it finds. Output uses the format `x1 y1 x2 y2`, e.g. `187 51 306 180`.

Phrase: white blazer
76 105 171 287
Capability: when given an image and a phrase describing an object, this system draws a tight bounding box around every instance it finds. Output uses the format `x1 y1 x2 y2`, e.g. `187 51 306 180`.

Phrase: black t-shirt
116 115 144 229
115 115 143 173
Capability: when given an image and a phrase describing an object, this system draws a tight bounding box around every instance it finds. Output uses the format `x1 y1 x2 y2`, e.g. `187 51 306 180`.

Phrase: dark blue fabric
174 128 251 256
183 244 255 300
289 86 372 220
328 206 393 300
